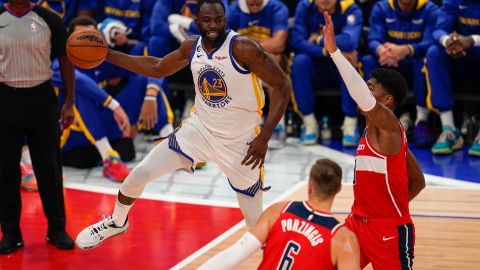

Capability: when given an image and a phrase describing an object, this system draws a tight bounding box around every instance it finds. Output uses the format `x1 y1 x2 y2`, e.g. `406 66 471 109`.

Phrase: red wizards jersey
258 201 344 270
351 124 410 218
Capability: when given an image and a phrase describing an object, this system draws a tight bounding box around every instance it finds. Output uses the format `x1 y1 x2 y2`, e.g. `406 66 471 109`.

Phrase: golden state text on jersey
197 65 232 108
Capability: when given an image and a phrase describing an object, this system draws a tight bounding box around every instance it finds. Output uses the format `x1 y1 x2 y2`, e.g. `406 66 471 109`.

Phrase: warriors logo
198 69 228 103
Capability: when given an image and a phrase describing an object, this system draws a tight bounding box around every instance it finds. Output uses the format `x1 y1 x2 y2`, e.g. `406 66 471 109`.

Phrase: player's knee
128 163 153 184
426 44 445 61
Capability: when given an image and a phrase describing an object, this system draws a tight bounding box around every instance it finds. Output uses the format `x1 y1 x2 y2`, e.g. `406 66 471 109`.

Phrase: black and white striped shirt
0 4 67 88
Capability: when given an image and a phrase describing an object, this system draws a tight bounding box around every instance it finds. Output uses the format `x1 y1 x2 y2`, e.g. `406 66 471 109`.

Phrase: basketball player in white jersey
75 0 292 249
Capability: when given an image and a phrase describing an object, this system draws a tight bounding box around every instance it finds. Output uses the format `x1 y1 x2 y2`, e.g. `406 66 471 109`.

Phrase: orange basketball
66 29 108 69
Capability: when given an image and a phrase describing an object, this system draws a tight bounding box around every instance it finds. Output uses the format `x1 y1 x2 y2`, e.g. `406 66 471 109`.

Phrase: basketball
66 29 108 69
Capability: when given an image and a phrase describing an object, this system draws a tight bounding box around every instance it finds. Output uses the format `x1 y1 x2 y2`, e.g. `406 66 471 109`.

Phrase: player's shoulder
331 225 358 246
232 34 261 52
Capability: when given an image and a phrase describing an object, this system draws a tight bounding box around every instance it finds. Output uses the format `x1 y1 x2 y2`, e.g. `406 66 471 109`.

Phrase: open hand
322 11 337 54
241 134 268 170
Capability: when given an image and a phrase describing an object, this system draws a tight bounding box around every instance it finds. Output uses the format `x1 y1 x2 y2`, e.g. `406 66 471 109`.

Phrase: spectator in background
362 0 440 147
290 0 363 146
148 0 229 57
227 0 290 149
96 0 156 43
425 0 480 155
0 0 75 253
0 0 98 24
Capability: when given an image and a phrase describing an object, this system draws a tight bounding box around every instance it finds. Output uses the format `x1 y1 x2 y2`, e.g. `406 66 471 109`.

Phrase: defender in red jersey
323 11 426 270
199 159 360 270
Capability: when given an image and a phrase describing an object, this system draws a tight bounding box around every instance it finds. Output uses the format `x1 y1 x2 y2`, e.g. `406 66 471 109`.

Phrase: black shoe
0 235 24 254
46 230 74 250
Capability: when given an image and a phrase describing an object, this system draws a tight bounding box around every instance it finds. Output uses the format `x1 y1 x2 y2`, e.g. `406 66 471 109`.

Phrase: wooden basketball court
183 185 480 270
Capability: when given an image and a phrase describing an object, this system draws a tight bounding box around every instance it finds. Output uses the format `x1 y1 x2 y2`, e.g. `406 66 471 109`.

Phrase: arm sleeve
150 0 174 37
330 49 376 112
321 6 363 52
432 0 457 43
410 4 440 57
368 4 386 54
197 232 262 270
290 2 324 57
34 6 67 58
272 2 289 34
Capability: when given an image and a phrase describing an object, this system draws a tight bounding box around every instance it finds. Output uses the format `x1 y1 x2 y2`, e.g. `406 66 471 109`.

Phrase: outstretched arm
322 11 400 134
233 37 292 169
105 37 196 78
407 149 425 201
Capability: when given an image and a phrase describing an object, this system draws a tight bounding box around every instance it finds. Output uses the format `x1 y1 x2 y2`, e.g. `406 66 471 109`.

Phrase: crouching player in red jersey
322 11 426 270
198 159 360 270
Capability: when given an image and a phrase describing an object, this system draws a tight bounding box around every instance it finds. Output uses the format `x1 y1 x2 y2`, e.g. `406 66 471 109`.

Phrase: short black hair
309 159 342 198
67 16 97 37
196 0 226 16
370 68 408 108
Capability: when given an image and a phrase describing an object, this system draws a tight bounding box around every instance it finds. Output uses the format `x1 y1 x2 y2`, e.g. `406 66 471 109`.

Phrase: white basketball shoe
75 215 129 250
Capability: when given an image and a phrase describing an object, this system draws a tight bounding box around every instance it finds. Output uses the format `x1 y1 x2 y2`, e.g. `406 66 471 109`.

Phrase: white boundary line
64 182 238 208
169 180 307 270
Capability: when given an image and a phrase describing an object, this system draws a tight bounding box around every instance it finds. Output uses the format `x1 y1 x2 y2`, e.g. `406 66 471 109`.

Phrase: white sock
95 137 113 160
21 147 32 165
303 114 318 134
343 116 357 135
112 199 133 227
416 106 429 125
440 111 455 130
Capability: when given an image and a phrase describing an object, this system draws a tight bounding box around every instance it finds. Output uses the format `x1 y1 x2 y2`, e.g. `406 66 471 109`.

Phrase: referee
0 0 75 253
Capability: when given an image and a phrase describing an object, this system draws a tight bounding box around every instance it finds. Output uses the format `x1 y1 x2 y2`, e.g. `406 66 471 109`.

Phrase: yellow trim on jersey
422 59 440 114
73 106 97 145
251 73 264 117
388 0 395 10
103 95 113 107
290 91 302 116
416 0 428 10
60 127 71 148
159 89 174 124
357 61 364 79
340 0 355 14
143 46 149 56
260 166 266 190
54 86 60 97
104 6 140 18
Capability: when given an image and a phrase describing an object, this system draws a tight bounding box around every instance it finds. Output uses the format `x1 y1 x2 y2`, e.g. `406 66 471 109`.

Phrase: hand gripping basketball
66 29 108 69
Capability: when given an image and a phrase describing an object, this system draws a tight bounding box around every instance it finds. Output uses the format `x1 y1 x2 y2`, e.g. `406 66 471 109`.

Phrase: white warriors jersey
190 30 265 139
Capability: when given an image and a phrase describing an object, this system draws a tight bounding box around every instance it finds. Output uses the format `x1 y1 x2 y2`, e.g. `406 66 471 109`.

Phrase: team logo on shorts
198 69 228 103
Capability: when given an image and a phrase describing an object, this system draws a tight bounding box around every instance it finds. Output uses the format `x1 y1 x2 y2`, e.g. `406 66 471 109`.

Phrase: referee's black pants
0 81 66 237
